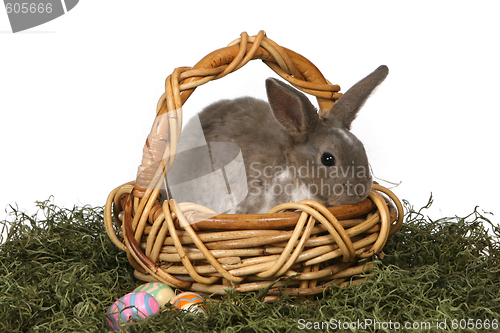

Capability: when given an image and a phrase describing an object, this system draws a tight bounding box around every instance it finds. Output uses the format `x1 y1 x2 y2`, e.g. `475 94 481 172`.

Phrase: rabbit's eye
321 152 336 166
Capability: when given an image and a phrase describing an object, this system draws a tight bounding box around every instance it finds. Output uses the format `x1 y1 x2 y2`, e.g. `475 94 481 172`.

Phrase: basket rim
167 196 376 231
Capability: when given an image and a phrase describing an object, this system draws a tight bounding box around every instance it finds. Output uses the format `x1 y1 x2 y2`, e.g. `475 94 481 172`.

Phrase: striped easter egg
171 292 206 314
133 282 175 308
105 291 160 331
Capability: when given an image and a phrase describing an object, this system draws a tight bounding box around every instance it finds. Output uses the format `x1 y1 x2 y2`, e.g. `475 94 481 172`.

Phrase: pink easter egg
106 291 160 331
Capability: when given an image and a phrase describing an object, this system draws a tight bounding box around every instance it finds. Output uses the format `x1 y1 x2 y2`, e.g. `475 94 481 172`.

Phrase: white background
1 1 498 226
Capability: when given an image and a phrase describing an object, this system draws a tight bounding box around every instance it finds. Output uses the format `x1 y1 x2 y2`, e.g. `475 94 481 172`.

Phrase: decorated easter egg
171 292 206 314
133 282 175 309
106 291 160 331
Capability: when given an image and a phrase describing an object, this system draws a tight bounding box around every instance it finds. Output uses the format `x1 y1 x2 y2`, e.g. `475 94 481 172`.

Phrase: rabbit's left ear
266 78 319 143
325 65 388 130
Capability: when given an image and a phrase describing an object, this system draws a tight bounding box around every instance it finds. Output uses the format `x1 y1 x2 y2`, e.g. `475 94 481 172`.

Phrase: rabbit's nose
345 183 362 196
353 184 367 197
346 182 371 201
326 182 372 207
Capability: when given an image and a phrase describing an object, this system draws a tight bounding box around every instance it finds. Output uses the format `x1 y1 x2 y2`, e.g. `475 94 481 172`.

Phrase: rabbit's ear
266 78 319 143
326 65 388 130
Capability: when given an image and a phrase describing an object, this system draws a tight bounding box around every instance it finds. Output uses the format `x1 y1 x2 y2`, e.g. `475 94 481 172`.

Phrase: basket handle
134 31 342 196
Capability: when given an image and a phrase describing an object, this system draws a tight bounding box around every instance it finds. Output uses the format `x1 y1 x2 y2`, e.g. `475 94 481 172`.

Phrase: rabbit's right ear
325 65 389 130
266 78 319 143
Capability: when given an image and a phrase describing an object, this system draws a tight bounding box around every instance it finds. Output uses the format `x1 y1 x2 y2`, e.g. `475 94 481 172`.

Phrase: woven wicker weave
103 30 403 298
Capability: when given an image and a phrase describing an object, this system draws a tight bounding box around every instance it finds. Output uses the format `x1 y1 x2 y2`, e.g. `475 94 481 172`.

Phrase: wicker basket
103 30 403 298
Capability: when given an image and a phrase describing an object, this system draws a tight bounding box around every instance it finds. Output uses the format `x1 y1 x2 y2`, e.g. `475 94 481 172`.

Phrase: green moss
1 198 498 332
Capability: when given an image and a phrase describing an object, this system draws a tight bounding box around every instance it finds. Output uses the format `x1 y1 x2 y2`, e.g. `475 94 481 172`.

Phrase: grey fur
166 66 388 214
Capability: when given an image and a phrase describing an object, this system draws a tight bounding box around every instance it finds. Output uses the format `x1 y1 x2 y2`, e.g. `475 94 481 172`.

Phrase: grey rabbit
165 65 389 214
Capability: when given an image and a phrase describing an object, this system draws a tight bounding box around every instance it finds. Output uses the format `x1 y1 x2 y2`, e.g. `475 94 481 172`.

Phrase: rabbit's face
290 124 372 207
266 65 388 208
